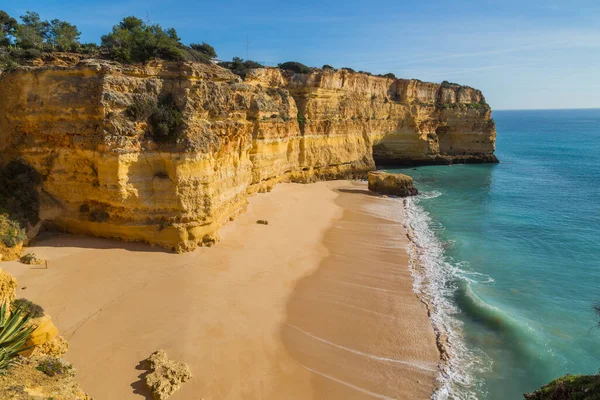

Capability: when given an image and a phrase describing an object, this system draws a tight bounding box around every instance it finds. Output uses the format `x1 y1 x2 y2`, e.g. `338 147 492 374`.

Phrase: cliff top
3 51 487 102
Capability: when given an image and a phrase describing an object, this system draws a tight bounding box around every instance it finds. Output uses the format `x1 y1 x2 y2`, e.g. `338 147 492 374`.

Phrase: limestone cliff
0 55 497 252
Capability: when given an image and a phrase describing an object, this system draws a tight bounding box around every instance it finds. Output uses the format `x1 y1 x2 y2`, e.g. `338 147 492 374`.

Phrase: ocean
387 109 600 399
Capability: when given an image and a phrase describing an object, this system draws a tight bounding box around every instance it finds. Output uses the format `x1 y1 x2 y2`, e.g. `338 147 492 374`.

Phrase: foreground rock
0 268 17 303
142 350 192 400
0 56 496 252
0 269 88 399
368 171 419 197
524 374 600 399
0 355 90 400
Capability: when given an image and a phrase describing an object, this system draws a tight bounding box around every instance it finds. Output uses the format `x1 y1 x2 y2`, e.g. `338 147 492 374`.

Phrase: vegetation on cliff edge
524 374 600 400
219 57 263 78
278 61 311 74
524 304 600 399
0 10 218 69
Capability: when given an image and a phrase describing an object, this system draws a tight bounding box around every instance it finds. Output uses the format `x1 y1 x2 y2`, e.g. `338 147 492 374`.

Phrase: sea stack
367 171 418 197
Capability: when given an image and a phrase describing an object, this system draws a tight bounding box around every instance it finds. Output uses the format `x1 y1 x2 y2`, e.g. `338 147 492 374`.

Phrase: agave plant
0 302 36 372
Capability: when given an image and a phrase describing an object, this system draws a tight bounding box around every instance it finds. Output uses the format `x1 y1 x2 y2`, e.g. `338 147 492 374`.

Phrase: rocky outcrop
0 57 497 251
524 374 600 399
367 171 418 197
0 355 90 400
0 269 88 399
142 350 192 400
0 268 17 304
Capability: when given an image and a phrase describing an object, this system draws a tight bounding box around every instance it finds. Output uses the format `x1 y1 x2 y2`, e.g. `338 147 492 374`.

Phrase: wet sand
4 181 439 399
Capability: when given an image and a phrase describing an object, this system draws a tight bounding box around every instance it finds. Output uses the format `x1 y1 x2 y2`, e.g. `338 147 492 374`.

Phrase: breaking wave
403 191 493 399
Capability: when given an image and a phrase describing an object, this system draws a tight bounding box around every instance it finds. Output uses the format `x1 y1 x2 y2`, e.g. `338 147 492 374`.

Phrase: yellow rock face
0 268 17 304
0 59 497 251
27 315 59 347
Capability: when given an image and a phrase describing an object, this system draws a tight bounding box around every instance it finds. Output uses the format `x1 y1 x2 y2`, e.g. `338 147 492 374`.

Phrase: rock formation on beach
367 171 418 197
0 53 497 253
142 350 192 400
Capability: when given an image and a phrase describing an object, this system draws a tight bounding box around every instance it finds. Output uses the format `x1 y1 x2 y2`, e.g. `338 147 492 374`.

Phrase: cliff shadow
31 229 168 254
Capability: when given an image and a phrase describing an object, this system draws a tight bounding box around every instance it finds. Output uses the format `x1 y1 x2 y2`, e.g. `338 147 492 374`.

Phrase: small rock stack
367 171 418 197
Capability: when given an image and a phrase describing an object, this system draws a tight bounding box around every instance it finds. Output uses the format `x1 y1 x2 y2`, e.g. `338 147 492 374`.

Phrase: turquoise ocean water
387 109 600 399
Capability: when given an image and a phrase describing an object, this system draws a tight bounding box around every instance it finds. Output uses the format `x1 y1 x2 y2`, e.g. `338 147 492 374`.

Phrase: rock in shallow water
367 171 418 197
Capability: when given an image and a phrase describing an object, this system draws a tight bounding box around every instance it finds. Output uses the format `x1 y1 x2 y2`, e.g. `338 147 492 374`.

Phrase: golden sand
4 181 438 399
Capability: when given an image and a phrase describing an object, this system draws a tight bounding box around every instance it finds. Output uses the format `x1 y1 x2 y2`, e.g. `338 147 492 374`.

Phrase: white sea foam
403 191 492 399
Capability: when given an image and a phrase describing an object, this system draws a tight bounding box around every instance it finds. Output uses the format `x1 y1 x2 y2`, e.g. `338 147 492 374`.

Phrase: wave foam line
287 323 436 371
403 194 491 399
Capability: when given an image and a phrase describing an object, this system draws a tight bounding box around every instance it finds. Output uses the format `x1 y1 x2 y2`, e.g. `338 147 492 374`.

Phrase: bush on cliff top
100 16 217 64
219 57 263 78
278 61 311 74
190 42 217 59
101 17 185 63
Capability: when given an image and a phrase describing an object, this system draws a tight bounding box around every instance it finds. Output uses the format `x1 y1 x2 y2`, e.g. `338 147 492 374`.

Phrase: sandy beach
4 180 439 400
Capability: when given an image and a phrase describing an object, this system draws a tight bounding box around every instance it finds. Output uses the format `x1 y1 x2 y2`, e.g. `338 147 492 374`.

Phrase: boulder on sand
143 350 192 400
367 171 418 197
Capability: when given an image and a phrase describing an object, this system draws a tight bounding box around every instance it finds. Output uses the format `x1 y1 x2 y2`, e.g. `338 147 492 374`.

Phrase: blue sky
2 0 599 110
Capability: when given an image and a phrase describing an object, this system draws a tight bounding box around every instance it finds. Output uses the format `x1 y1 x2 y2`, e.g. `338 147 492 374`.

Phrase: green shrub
0 215 26 248
322 64 334 70
101 16 185 63
0 301 36 372
76 42 99 55
148 94 182 143
189 42 216 58
219 57 263 78
10 47 41 61
12 299 44 319
179 48 211 63
297 115 306 128
341 67 355 73
126 94 157 121
278 61 311 74
440 80 459 88
125 93 183 143
382 72 396 79
36 358 74 377
524 374 600 399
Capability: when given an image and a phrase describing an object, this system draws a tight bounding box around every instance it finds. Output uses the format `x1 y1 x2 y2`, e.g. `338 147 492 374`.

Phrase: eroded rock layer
0 57 497 251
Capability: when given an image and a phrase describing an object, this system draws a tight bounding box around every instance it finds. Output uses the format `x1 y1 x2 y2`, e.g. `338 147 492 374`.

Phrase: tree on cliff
190 42 217 59
0 11 81 51
101 16 215 64
14 11 48 49
101 16 181 63
0 11 17 47
46 19 80 50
